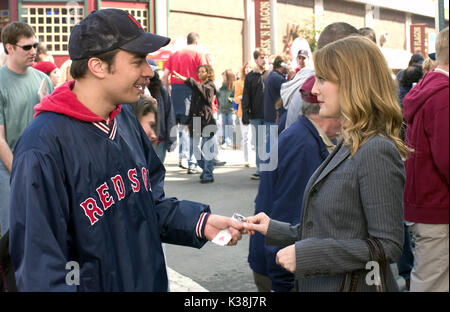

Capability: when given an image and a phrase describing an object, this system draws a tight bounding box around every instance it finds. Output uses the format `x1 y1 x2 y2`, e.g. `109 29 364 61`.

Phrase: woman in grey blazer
244 36 411 292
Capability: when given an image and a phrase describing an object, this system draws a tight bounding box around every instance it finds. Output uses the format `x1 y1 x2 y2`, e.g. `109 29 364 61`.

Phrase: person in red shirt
403 27 449 292
163 33 209 170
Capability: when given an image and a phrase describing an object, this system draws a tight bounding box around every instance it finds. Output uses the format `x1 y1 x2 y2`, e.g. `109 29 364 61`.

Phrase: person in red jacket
403 26 449 292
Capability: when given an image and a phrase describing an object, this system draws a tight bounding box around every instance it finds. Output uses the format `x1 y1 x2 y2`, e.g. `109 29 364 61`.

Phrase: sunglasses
14 42 39 51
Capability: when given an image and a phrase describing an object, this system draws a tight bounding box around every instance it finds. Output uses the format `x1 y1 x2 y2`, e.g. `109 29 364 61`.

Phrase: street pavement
164 145 259 292
162 145 408 292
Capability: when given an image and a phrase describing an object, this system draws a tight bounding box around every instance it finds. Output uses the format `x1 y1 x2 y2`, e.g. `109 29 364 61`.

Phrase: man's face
297 56 306 69
255 55 266 69
103 50 153 105
8 36 38 68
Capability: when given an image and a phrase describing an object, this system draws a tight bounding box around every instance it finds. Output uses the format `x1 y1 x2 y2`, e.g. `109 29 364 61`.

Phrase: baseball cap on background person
299 75 319 103
146 57 158 72
428 52 436 61
68 8 170 60
32 61 57 75
297 49 309 59
409 53 425 66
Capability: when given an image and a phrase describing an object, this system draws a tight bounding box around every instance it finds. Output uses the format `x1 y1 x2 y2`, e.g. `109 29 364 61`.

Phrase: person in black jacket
147 60 176 163
173 65 217 183
241 49 269 180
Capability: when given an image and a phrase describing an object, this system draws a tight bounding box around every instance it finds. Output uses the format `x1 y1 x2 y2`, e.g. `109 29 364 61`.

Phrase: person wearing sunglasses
0 22 54 236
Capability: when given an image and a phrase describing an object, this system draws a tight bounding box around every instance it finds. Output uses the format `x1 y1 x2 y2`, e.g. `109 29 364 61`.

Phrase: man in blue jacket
248 75 341 291
9 9 243 291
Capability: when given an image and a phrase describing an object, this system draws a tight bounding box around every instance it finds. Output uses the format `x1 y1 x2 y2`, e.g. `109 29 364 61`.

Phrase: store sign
410 24 426 56
255 0 271 51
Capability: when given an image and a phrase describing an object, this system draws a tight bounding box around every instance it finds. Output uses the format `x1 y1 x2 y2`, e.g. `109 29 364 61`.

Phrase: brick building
1 0 448 75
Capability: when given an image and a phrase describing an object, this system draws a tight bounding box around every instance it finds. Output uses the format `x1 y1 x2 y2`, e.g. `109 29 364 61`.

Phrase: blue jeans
220 113 234 146
397 222 414 280
155 141 167 164
192 134 215 180
172 84 192 161
175 114 190 161
249 119 265 174
0 161 11 236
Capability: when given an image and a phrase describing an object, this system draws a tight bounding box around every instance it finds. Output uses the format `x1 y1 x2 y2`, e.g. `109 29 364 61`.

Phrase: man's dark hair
70 49 121 79
317 22 359 50
253 48 267 60
1 22 35 54
273 55 286 69
400 64 423 88
148 71 162 98
359 27 377 44
187 32 200 45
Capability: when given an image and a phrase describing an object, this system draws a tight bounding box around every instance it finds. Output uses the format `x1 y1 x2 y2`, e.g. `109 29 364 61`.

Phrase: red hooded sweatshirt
34 81 122 123
403 71 449 224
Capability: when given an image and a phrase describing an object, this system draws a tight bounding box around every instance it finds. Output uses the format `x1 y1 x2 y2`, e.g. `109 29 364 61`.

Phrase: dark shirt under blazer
266 135 405 292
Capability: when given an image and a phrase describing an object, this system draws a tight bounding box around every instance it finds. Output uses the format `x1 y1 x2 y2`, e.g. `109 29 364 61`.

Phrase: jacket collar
310 139 351 189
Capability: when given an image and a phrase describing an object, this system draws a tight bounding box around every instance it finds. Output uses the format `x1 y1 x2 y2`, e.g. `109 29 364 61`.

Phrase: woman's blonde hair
313 35 410 159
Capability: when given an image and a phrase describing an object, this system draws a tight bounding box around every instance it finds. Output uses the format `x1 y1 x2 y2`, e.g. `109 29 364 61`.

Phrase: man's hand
276 245 296 273
242 212 270 236
204 214 243 246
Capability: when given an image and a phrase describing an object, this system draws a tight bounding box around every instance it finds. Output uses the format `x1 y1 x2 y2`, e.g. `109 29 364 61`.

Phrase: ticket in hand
211 212 246 246
232 213 245 223
211 229 232 246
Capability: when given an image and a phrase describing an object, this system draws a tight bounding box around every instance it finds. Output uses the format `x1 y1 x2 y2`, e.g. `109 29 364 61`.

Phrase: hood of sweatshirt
403 71 449 124
34 80 122 122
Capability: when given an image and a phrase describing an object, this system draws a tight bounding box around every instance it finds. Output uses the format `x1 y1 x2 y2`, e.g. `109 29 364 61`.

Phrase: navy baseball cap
410 53 424 65
69 9 170 60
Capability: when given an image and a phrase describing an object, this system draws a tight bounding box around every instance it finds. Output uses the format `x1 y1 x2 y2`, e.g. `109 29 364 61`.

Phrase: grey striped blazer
266 135 405 292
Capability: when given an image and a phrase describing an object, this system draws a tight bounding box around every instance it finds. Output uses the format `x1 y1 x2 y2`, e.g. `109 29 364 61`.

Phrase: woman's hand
242 212 270 236
172 70 187 82
276 245 296 273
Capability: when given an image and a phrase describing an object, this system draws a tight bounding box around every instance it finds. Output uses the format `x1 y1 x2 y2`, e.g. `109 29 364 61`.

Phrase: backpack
0 231 17 292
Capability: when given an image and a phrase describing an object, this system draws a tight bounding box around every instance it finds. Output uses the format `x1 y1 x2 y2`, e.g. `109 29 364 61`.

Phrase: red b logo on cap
128 14 142 29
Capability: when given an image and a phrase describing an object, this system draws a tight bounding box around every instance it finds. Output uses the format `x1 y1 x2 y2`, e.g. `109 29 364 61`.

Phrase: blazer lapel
310 140 351 189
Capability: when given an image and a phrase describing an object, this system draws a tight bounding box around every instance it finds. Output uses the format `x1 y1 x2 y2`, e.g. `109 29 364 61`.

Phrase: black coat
241 70 269 124
184 78 217 137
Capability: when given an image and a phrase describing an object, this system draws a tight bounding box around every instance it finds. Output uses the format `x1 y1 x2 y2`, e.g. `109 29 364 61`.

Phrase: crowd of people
0 8 448 292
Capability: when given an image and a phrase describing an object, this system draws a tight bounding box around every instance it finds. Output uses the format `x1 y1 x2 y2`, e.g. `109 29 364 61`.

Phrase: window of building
0 9 9 29
21 4 84 55
103 7 149 32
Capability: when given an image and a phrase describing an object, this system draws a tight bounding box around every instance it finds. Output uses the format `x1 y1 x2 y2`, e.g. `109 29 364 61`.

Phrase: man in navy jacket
248 75 341 291
9 9 243 291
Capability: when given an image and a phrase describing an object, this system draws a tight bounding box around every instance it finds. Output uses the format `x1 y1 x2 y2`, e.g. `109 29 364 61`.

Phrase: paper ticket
211 213 245 246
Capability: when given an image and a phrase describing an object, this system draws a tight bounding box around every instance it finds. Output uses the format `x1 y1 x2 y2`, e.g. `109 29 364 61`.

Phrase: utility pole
435 0 446 32
270 0 277 55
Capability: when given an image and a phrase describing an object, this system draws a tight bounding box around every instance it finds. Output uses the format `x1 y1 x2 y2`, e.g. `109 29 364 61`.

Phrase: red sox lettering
80 167 152 225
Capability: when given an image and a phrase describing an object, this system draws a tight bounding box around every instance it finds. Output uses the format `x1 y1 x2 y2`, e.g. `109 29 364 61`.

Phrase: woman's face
140 112 157 143
198 67 208 81
49 68 61 87
312 77 341 119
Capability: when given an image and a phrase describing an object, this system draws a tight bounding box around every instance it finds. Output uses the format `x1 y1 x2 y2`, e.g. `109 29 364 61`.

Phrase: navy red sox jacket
9 81 210 291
